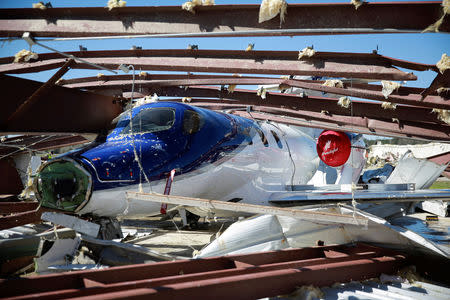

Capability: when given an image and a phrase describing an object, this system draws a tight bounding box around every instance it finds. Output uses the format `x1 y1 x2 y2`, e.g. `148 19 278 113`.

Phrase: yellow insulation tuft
351 0 364 10
139 71 148 77
257 87 267 99
323 79 344 88
182 0 214 14
32 2 47 9
258 0 288 24
182 97 192 103
381 102 397 110
182 1 196 14
381 80 401 98
97 73 105 79
423 0 449 32
107 0 126 10
298 47 315 59
437 87 449 94
436 53 449 74
13 49 38 63
432 108 450 124
245 43 255 52
338 96 351 108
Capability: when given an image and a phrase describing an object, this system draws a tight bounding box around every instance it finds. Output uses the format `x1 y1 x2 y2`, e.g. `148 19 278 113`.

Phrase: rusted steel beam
0 75 122 134
0 208 43 231
148 86 445 125
0 49 419 81
0 2 446 38
71 76 449 110
421 70 450 98
59 74 436 95
231 110 449 141
0 202 39 214
7 59 74 124
0 243 406 299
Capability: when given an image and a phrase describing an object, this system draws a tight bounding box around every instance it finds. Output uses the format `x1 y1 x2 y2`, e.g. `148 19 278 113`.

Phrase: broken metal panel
0 2 446 38
0 243 407 299
0 50 419 81
7 59 74 125
386 154 448 189
0 75 122 134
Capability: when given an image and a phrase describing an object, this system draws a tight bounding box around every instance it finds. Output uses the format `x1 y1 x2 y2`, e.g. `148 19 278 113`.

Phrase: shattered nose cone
34 158 92 213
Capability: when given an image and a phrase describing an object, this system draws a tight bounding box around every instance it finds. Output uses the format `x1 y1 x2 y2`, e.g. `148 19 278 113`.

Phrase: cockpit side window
183 110 203 135
121 107 175 135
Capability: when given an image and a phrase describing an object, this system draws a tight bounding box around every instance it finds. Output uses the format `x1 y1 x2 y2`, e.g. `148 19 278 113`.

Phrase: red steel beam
0 202 39 214
0 243 406 299
147 86 445 125
0 2 447 38
63 75 448 110
0 75 122 134
0 208 43 231
0 50 419 81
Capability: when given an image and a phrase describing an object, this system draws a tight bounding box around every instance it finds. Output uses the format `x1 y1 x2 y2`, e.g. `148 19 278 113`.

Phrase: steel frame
0 2 447 38
0 243 407 300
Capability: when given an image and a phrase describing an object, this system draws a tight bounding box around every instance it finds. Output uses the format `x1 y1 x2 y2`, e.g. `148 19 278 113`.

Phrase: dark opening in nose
53 178 77 198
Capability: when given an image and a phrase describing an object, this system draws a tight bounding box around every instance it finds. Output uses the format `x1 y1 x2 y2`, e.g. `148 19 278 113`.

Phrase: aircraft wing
268 184 450 206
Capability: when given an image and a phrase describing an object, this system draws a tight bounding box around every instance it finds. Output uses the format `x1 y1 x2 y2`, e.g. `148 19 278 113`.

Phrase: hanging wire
125 64 153 193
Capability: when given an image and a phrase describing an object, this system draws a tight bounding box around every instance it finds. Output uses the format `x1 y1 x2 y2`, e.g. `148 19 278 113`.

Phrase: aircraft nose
34 158 92 212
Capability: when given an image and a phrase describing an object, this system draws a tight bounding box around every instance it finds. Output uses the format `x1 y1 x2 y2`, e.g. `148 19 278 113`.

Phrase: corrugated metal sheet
319 279 450 300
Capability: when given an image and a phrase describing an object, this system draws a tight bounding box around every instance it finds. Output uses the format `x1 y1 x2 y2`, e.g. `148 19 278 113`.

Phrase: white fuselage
77 123 363 218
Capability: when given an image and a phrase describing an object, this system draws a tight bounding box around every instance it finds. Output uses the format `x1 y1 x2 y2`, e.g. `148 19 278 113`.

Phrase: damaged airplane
33 101 366 219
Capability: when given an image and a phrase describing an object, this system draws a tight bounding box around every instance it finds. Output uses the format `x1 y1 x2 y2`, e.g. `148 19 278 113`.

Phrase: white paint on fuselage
77 122 320 218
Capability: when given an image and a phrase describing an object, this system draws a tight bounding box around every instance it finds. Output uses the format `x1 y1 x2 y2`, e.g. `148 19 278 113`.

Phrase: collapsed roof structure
0 1 449 297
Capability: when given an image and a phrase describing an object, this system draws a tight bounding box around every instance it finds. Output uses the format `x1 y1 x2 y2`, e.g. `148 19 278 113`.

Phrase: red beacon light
316 130 351 167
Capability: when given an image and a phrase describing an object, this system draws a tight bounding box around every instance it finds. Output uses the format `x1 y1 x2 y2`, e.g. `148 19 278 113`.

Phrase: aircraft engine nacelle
316 130 352 167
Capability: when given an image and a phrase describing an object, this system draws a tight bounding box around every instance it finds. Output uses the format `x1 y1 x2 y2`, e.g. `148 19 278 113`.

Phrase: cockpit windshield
120 107 176 135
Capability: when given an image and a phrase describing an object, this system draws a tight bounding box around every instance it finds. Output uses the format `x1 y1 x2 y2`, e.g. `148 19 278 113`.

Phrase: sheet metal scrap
0 2 447 38
0 243 408 300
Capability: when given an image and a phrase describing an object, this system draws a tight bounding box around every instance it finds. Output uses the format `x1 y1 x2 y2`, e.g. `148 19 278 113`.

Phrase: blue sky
0 0 448 88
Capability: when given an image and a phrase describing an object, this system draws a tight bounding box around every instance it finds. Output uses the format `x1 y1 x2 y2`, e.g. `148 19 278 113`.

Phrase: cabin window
256 129 269 147
183 110 203 135
121 107 175 134
271 130 283 149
